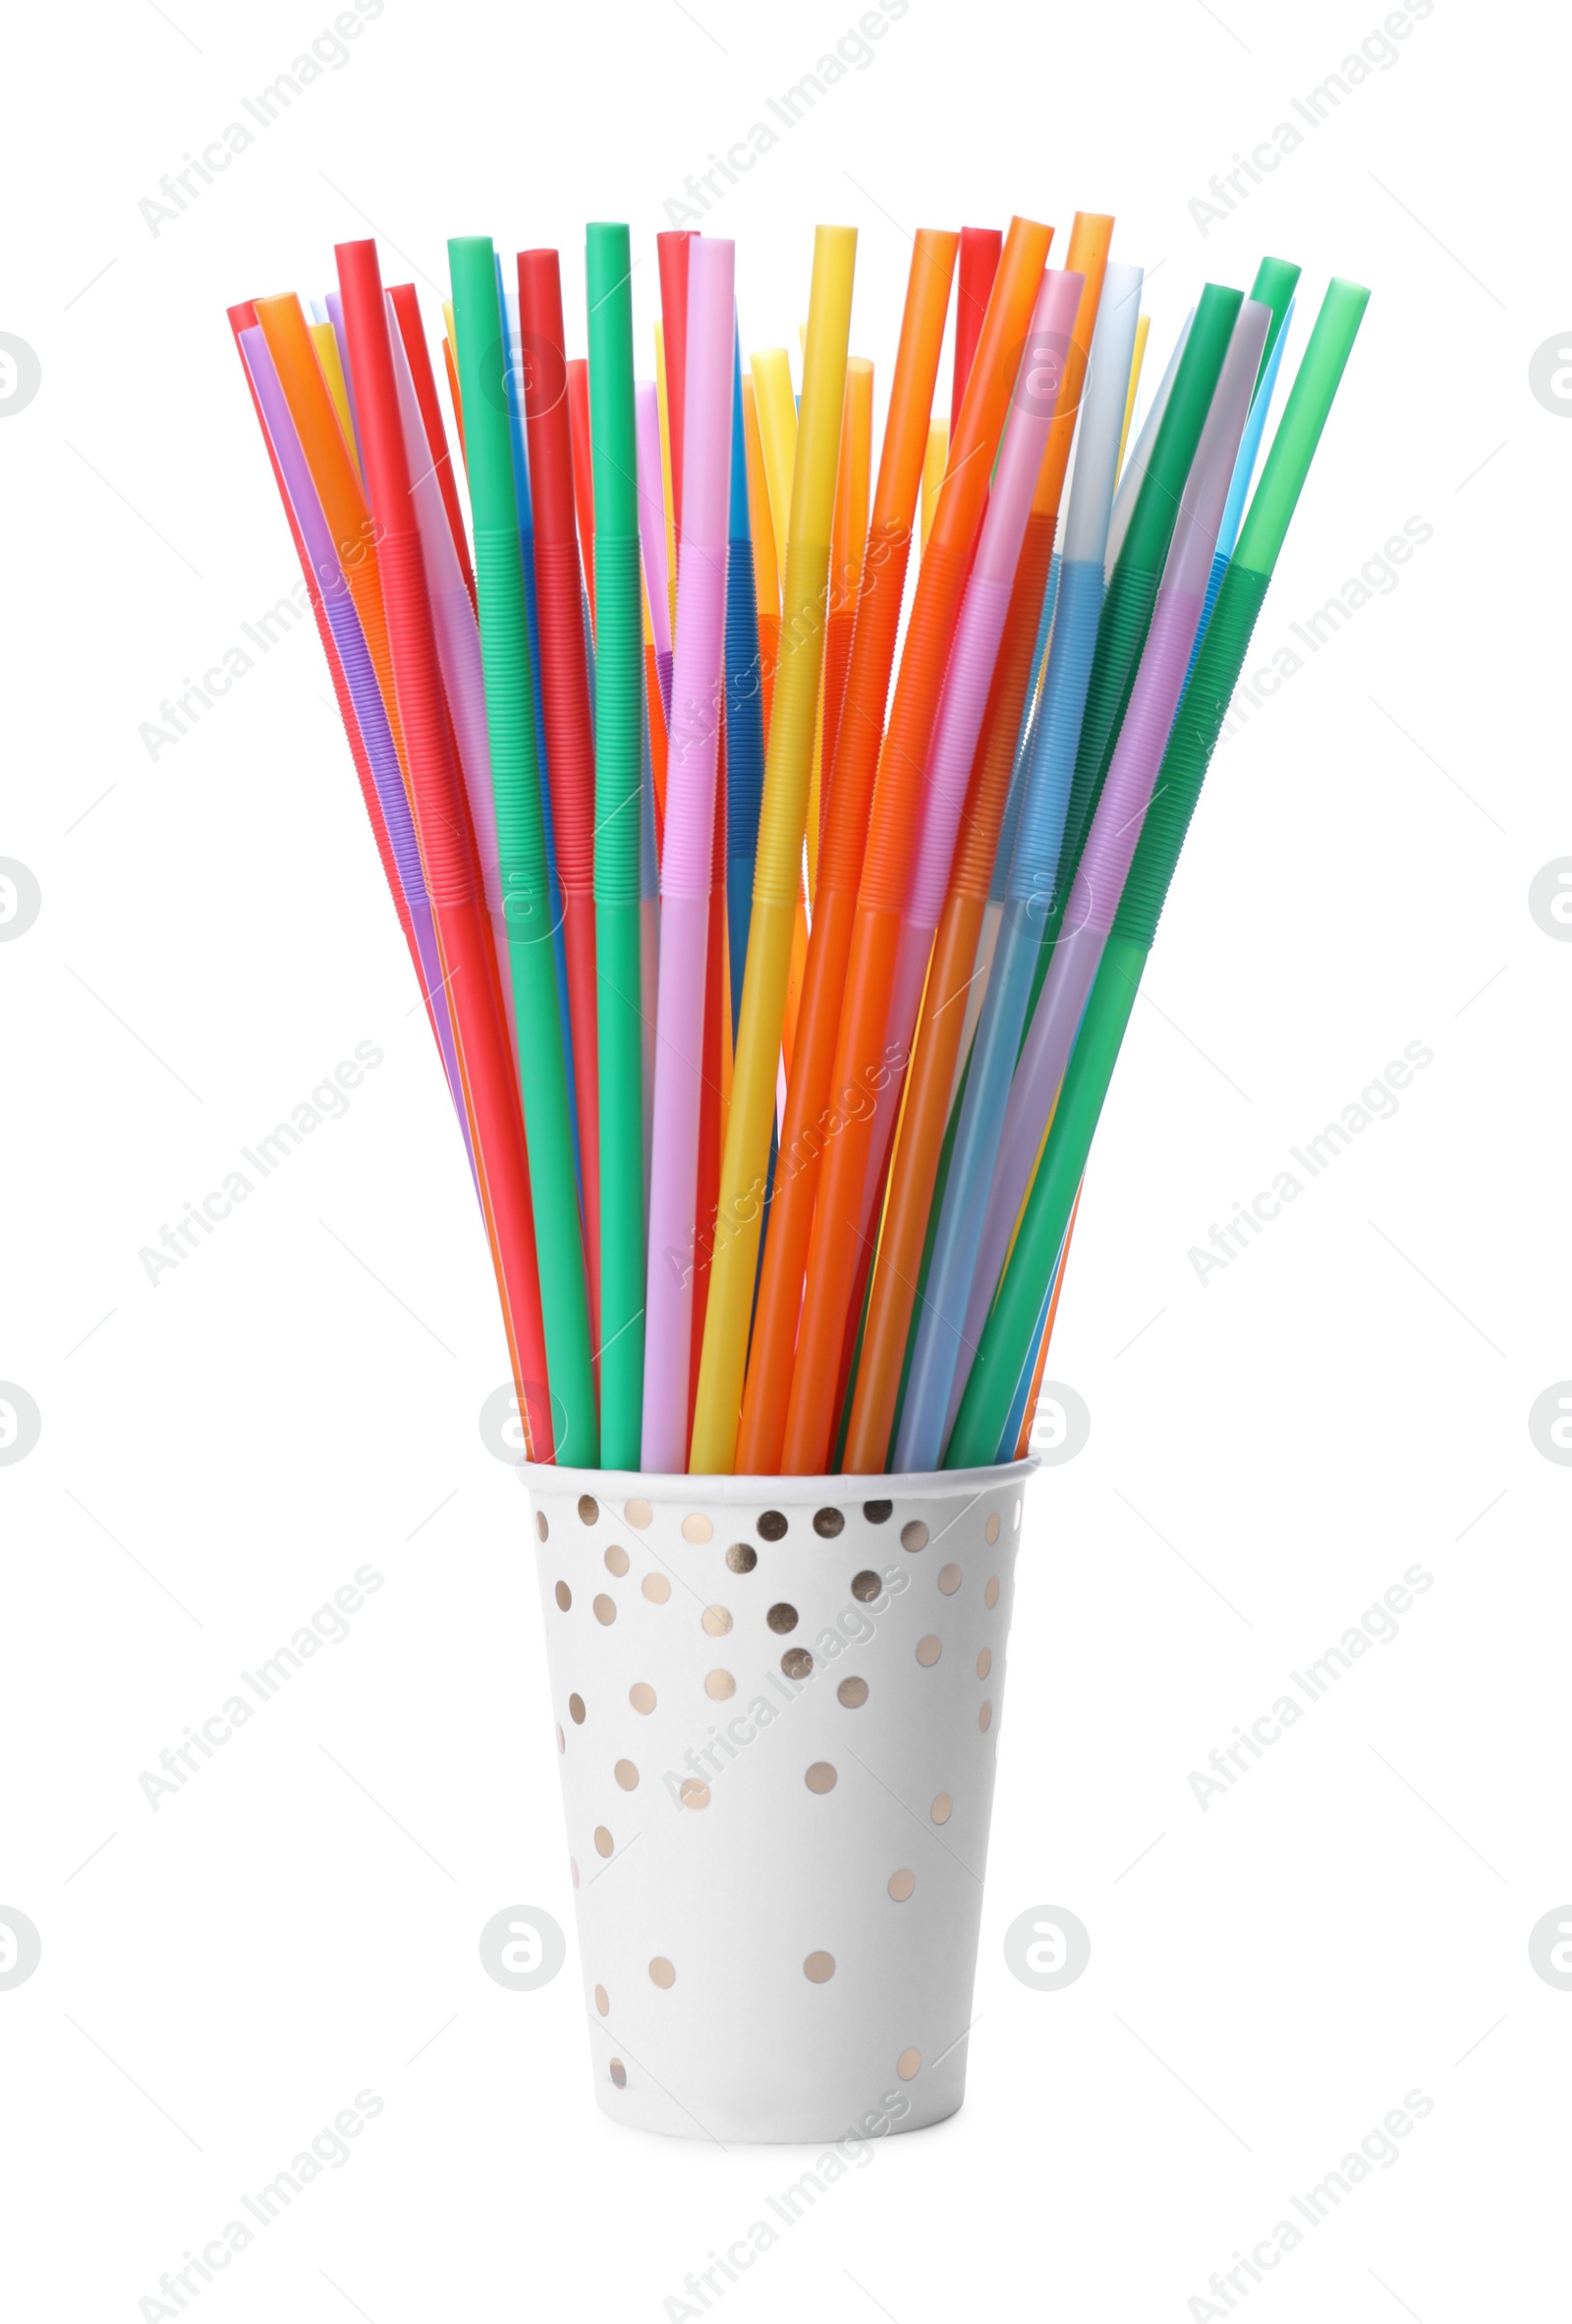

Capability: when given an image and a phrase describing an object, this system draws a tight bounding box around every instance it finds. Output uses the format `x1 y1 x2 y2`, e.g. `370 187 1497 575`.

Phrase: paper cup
525 1459 1034 2143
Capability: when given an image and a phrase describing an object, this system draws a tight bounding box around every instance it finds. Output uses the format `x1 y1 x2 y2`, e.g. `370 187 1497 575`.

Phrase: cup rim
518 1456 1038 1502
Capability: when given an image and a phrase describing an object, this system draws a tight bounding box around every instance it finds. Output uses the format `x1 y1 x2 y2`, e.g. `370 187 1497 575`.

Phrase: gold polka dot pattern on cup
837 1676 869 1708
626 1498 652 1529
977 1647 991 1680
630 1682 656 1714
813 1507 844 1538
758 1509 788 1541
980 1700 993 1731
781 1646 814 1680
554 1580 572 1612
592 1593 617 1625
726 1542 758 1573
614 1758 640 1790
594 1983 609 2016
804 1950 835 1982
702 1604 732 1636
938 1563 962 1595
896 2047 921 2081
534 1511 548 1542
863 1498 892 1524
609 2058 627 2088
569 1692 587 1724
593 1825 614 1856
648 1956 676 1988
805 1761 837 1794
556 1724 565 1753
578 1493 599 1525
887 1869 915 1903
766 1601 799 1633
642 1573 671 1604
901 1520 928 1553
704 1670 736 1700
682 1513 713 1544
930 1792 952 1824
984 1577 1000 1609
916 1634 942 1667
985 1512 1001 1544
679 1778 710 1810
604 1544 630 1577
851 1570 880 1603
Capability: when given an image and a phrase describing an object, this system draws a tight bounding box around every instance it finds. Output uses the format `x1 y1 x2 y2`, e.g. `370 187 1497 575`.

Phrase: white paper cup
525 1459 1034 2143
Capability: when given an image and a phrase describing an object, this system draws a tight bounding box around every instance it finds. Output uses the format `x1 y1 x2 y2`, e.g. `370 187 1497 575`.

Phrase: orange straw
842 216 1113 1471
778 215 1053 1474
733 228 958 1472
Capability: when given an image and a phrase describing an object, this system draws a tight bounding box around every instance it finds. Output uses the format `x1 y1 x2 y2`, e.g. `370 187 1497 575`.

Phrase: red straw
388 282 476 615
517 249 603 1350
567 357 596 628
952 225 1002 427
334 238 554 1458
657 230 696 536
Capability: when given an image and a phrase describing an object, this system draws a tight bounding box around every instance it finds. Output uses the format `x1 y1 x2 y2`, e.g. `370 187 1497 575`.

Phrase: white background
4 0 1569 2316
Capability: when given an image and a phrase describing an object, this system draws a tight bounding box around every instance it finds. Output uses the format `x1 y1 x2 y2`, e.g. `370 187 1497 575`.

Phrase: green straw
948 276 1371 1468
1019 281 1243 1035
449 235 598 1467
585 222 646 1466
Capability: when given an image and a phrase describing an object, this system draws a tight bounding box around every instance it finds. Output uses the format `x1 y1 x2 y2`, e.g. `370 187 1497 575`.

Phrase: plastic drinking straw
892 265 1142 1466
309 318 361 479
657 232 696 536
1104 307 1192 576
323 292 365 478
715 226 953 1477
388 282 477 611
1008 1188 1079 1460
566 357 596 626
382 307 516 1056
281 253 552 1457
1118 312 1151 476
230 309 472 1174
952 225 1003 423
499 274 579 1159
1187 276 1298 681
752 349 798 571
741 371 780 740
583 223 647 1466
921 417 947 551
724 316 767 1039
641 236 736 1471
943 282 1243 1423
946 276 1371 1468
518 249 603 1346
820 357 873 839
635 383 674 725
822 265 1086 1448
681 226 859 1472
932 298 1271 1461
445 235 598 1466
654 327 678 612
773 213 1052 1475
844 220 1115 1473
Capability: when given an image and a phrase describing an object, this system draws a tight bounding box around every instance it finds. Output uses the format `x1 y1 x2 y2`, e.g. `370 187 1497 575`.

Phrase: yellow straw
920 415 947 553
309 321 361 482
751 349 799 578
1117 312 1151 479
691 226 857 1472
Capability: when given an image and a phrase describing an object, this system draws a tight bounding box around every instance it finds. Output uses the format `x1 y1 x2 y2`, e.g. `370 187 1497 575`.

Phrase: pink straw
641 238 735 1470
